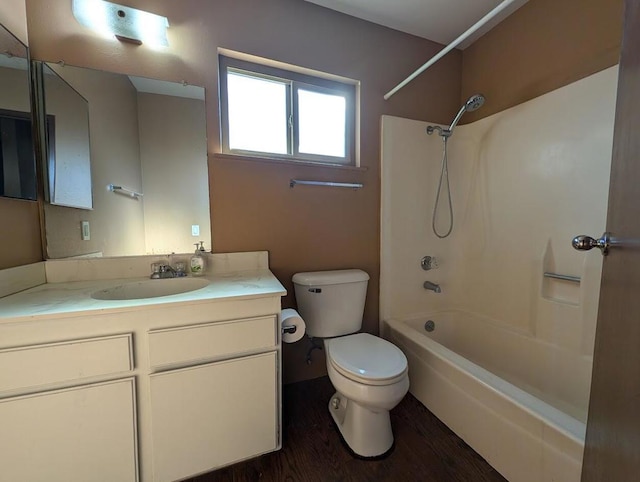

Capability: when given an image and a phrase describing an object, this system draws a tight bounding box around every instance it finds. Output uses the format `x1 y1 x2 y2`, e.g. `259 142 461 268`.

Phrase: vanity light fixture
72 0 169 47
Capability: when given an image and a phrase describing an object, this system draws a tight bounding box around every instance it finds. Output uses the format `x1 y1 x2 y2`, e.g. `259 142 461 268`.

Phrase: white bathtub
386 311 588 482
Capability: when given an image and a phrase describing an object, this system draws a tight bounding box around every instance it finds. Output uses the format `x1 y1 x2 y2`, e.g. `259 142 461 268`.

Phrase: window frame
219 55 356 166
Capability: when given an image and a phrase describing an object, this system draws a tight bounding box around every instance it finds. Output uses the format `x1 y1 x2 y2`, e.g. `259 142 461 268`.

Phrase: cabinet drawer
148 315 276 368
0 334 134 393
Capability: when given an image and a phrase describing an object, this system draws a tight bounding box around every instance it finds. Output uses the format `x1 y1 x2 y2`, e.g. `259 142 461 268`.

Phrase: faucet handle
421 256 439 271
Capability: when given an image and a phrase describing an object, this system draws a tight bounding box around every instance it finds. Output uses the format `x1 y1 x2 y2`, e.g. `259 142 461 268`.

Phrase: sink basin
91 278 210 301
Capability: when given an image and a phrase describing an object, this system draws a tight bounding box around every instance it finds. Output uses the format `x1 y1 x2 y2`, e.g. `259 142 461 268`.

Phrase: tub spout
423 281 441 293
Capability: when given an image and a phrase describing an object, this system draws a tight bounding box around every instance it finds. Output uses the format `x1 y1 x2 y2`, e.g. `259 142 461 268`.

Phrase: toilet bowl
324 333 409 457
292 269 409 457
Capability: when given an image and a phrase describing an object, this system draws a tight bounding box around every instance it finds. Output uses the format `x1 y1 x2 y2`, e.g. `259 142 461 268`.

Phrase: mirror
0 23 36 201
43 63 92 209
39 62 210 259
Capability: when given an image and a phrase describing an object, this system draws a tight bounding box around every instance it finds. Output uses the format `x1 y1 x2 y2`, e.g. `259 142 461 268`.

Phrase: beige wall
25 0 461 383
0 0 27 44
137 93 210 255
44 67 146 258
0 66 30 116
0 2 42 270
15 0 624 382
461 0 624 123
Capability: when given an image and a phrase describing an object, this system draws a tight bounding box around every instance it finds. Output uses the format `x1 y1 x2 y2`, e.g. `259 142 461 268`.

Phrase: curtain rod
384 0 519 101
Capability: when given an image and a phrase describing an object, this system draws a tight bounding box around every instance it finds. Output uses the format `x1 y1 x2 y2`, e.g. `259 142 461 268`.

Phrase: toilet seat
326 333 408 386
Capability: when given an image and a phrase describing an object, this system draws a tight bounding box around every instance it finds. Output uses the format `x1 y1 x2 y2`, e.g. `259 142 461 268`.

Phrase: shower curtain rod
383 0 519 100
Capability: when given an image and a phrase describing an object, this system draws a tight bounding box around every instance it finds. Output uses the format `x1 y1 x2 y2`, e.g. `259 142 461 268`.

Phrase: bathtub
386 311 589 482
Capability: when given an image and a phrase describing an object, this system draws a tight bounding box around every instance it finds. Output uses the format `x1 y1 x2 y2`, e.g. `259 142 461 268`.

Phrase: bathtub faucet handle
423 281 441 293
421 255 439 271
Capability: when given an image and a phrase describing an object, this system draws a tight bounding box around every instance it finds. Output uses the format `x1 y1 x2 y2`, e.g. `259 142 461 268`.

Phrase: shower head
448 93 485 132
426 93 486 139
465 93 485 112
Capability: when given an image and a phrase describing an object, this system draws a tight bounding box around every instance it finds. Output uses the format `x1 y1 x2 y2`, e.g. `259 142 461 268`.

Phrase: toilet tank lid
292 269 369 286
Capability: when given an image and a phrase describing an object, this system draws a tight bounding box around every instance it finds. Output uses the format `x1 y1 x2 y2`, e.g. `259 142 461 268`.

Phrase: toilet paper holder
282 324 298 334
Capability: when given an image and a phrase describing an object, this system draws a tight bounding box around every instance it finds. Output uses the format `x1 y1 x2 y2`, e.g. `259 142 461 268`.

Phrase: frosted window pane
227 72 288 154
298 89 346 158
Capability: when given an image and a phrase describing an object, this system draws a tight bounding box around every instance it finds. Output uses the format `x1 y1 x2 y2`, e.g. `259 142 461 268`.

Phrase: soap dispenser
190 242 206 276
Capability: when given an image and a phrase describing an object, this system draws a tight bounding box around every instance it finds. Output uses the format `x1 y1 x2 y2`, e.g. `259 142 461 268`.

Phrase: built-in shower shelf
542 270 581 306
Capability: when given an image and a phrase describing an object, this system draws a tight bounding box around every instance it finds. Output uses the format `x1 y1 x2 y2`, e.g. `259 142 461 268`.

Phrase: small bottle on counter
190 242 206 276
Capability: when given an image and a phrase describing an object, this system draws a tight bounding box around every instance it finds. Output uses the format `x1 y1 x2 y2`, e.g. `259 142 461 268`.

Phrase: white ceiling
305 0 529 48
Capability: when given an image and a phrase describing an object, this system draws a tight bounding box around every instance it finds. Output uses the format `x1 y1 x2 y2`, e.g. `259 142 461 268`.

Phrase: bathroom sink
91 278 210 301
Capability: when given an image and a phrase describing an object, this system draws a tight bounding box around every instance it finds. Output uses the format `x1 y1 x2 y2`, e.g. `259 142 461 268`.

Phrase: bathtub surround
381 67 618 481
388 316 584 482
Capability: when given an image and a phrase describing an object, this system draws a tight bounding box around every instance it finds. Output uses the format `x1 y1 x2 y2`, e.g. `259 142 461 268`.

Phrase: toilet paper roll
281 308 306 343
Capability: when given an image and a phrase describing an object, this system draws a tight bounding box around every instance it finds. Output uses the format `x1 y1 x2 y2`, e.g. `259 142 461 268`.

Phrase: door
149 352 278 482
582 1 640 480
0 379 138 482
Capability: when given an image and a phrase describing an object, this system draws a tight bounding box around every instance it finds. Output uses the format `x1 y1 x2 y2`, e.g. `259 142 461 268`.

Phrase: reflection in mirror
43 63 92 209
40 63 209 259
0 23 36 201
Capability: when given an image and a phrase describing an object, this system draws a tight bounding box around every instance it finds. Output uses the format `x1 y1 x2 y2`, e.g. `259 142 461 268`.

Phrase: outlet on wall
191 224 200 236
81 221 90 241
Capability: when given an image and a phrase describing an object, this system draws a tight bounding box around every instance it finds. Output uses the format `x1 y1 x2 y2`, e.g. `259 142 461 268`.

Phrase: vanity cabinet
147 315 280 481
0 336 138 482
0 259 285 482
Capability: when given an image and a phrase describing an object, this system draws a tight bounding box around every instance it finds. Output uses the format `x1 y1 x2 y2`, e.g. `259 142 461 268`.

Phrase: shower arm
448 105 467 132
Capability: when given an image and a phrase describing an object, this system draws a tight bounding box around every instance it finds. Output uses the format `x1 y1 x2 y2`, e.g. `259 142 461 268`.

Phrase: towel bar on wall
289 179 363 189
108 184 143 199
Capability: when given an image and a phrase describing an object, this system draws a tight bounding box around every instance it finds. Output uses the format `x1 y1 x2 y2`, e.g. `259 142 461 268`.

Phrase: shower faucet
423 281 441 293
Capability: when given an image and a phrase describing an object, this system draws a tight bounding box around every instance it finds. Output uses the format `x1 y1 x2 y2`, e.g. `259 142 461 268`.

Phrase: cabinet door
0 378 138 482
150 352 277 482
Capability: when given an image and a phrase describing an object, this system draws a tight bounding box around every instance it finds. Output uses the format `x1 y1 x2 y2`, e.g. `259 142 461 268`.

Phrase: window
219 55 356 166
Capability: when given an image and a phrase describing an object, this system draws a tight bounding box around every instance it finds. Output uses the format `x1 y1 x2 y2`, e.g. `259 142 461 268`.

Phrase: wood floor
190 376 506 482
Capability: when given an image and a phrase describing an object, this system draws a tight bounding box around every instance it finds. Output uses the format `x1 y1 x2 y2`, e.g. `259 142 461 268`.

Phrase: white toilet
292 269 409 457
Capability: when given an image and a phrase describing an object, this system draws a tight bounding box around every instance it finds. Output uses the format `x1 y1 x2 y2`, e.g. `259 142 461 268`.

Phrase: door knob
572 232 611 256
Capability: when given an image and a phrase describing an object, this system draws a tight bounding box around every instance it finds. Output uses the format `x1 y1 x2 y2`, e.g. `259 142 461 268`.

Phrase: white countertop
0 270 286 324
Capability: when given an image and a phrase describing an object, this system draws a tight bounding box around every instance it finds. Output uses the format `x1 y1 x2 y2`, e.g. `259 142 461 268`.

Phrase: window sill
213 153 368 172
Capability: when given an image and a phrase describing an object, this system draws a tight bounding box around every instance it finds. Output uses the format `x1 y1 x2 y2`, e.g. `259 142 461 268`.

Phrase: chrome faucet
150 264 176 279
423 281 441 293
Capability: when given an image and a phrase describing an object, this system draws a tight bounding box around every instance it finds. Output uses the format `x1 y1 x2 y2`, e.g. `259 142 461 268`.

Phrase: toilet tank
292 269 369 338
